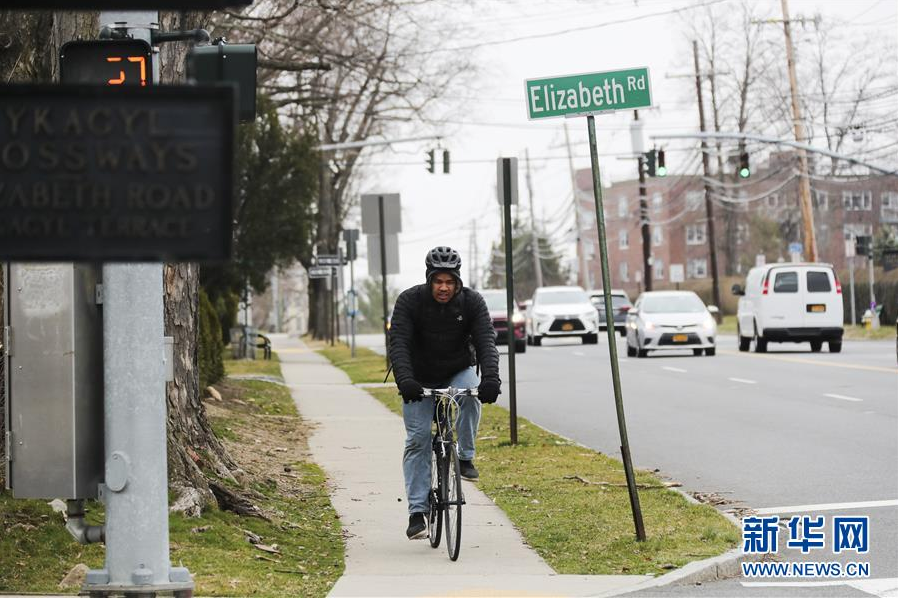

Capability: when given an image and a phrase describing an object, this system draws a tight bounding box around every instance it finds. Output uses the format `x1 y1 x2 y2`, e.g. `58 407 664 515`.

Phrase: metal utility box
4 263 104 499
188 43 257 122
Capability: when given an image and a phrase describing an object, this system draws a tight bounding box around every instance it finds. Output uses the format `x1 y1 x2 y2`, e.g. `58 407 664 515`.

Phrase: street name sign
525 67 652 120
0 85 234 261
315 255 344 266
309 266 333 278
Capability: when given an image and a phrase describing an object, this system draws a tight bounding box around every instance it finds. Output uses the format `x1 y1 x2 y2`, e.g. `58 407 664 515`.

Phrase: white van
732 263 844 353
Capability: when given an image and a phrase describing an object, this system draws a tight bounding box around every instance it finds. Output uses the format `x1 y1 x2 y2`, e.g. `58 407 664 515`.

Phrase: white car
626 291 717 357
526 286 599 346
732 263 844 353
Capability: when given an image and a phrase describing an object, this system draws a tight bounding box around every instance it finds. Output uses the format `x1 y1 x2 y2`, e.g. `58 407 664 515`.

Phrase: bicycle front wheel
444 444 463 561
428 445 443 548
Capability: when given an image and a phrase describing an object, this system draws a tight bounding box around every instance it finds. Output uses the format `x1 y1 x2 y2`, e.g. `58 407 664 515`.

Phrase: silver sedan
625 291 717 357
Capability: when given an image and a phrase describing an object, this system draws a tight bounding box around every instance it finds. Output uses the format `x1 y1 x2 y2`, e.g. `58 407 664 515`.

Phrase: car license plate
672 334 688 343
562 322 574 331
808 304 826 313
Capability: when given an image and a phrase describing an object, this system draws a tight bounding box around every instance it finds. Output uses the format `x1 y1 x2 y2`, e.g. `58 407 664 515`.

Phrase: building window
765 193 780 209
843 223 873 240
882 192 898 222
619 230 629 249
652 226 663 246
652 192 663 212
813 189 828 211
686 223 706 245
686 191 703 212
688 258 708 279
842 190 872 211
618 196 628 218
619 262 629 282
654 259 664 280
736 222 749 245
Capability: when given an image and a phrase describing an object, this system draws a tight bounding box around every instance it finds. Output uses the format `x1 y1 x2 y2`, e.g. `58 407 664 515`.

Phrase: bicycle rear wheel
444 444 463 561
428 445 443 548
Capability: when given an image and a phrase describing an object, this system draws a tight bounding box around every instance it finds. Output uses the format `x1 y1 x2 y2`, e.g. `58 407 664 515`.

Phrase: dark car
588 289 632 337
478 289 526 353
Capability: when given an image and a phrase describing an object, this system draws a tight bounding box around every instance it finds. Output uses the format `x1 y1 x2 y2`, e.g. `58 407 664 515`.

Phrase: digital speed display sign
60 39 153 87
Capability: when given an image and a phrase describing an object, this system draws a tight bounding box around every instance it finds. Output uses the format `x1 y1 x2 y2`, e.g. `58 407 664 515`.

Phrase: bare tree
214 0 473 338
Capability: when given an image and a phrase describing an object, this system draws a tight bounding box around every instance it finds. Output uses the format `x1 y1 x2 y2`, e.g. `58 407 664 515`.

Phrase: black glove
399 379 424 403
478 380 500 404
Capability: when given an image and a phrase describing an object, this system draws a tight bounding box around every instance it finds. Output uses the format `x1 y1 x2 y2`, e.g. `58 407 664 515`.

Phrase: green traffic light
739 167 751 178
657 166 667 177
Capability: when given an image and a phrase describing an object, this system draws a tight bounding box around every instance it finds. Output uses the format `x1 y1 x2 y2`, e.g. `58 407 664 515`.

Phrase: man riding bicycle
389 246 501 540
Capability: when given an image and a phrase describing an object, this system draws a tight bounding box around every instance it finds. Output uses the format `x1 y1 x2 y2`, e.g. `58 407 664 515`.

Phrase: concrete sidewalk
273 335 654 597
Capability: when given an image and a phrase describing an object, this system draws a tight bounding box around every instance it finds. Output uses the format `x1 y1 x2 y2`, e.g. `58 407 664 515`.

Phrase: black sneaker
459 459 479 481
406 513 427 540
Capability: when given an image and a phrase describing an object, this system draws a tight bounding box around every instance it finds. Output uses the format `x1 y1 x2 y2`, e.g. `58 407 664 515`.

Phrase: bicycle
421 386 478 561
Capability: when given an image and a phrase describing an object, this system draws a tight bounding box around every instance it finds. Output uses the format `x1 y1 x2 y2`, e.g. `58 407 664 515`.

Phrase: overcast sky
341 0 897 296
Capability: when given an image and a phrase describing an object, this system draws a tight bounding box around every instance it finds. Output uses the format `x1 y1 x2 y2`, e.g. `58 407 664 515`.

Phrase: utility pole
781 0 819 262
564 122 589 288
525 148 544 288
634 111 652 291
693 41 722 311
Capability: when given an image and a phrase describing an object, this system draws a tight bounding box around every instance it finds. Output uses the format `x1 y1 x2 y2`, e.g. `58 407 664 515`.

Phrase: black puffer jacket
389 285 500 389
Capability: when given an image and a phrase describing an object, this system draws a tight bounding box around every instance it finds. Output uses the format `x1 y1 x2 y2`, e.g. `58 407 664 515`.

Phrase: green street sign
524 67 652 120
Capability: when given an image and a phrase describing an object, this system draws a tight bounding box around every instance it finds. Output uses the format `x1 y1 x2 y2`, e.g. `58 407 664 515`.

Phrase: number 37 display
60 40 153 87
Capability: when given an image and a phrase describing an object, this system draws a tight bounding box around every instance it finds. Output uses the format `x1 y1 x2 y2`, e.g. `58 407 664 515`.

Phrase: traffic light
426 149 435 173
738 151 751 178
443 149 450 174
656 148 667 177
60 39 154 86
855 235 872 257
643 149 656 177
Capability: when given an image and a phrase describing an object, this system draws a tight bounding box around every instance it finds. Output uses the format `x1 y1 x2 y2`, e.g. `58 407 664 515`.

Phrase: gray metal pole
586 115 646 542
502 160 518 445
378 196 390 369
349 256 357 358
634 112 652 291
339 247 349 346
869 254 879 329
87 11 191 595
849 255 856 326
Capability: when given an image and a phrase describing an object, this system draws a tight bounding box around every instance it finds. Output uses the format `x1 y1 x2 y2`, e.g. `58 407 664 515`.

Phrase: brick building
575 152 898 298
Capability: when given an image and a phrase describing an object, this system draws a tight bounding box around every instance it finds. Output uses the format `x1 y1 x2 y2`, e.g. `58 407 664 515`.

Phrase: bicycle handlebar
421 387 479 398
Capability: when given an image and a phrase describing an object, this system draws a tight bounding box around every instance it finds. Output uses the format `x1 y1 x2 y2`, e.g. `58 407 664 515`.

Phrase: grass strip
318 341 739 576
1 353 343 597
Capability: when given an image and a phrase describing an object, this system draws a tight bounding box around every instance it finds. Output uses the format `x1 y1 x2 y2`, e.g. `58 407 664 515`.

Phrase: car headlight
702 316 715 331
512 312 525 324
644 320 655 331
580 311 596 321
533 311 550 319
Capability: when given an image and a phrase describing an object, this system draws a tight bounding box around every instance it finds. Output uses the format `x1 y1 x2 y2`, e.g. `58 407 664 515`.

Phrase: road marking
573 351 585 356
728 377 757 384
824 392 863 402
662 366 688 373
754 498 898 515
721 349 898 374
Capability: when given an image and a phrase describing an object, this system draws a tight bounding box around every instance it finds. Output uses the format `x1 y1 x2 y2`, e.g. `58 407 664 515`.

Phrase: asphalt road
354 331 898 595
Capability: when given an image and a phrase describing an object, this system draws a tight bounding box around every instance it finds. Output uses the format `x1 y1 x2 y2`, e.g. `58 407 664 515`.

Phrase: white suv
526 286 599 346
732 263 844 353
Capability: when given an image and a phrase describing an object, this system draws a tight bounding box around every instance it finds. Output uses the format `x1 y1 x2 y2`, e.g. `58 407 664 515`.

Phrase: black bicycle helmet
425 246 462 270
425 246 463 289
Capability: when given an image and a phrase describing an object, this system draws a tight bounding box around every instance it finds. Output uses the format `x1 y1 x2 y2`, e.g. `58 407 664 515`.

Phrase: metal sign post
497 158 519 445
88 11 193 596
344 229 359 358
525 67 648 542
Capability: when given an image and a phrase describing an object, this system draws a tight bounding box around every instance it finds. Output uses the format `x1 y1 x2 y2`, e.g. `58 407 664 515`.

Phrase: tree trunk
158 11 240 516
311 154 337 339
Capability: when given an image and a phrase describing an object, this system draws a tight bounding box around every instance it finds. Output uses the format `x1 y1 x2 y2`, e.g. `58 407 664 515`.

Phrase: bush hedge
199 289 225 389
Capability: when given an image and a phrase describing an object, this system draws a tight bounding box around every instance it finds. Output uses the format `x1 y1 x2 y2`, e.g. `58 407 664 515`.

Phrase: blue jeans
402 367 481 515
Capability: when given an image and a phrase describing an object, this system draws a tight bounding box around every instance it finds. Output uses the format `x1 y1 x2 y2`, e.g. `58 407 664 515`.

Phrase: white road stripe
754 499 898 515
662 366 688 373
573 351 585 356
729 377 757 384
825 393 863 402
